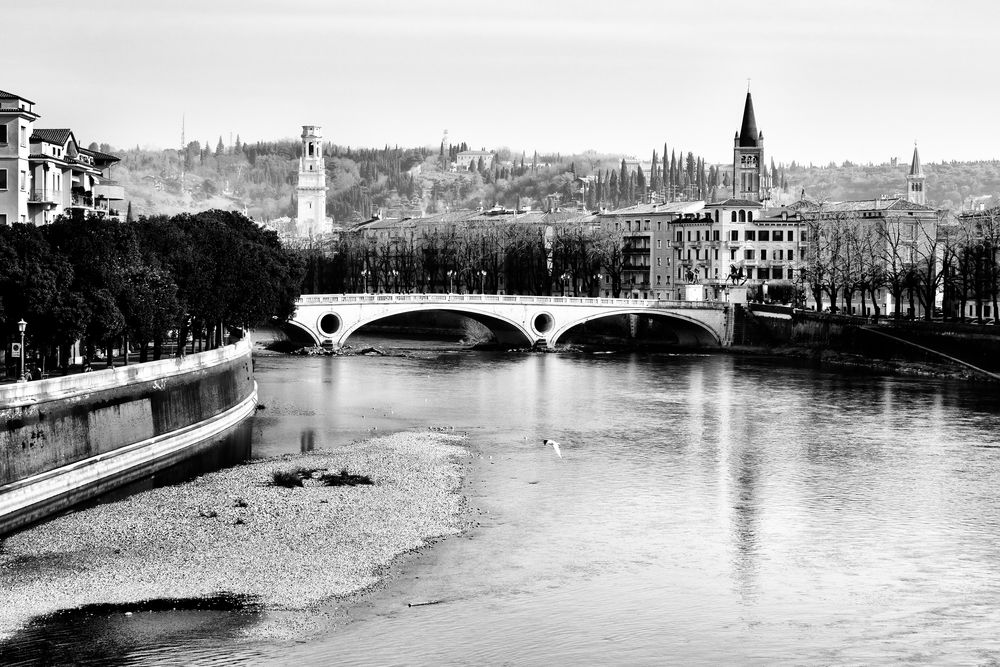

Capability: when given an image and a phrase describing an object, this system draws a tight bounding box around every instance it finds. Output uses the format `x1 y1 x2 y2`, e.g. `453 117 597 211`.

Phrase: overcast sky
8 0 998 166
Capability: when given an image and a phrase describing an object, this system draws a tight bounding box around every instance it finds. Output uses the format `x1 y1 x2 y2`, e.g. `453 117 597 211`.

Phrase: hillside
103 139 1000 222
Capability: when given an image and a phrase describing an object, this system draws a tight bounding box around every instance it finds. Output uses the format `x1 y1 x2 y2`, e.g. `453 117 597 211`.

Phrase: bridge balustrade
297 293 724 311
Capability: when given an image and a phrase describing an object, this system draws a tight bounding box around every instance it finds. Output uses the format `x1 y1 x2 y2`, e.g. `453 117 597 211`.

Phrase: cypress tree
619 158 629 203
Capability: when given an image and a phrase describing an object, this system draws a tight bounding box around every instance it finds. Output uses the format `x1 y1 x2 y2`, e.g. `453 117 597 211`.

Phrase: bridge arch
336 304 535 348
550 309 722 347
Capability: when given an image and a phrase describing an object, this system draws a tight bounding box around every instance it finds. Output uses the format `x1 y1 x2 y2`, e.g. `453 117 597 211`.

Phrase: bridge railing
296 293 726 310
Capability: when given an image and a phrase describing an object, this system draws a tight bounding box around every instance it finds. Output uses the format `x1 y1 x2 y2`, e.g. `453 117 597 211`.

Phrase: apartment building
0 89 123 225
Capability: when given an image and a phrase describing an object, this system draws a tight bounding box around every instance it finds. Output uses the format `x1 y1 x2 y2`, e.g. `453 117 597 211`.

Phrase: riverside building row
0 89 123 226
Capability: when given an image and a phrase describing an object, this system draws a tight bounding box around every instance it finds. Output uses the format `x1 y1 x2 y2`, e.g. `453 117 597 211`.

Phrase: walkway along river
4 334 1000 664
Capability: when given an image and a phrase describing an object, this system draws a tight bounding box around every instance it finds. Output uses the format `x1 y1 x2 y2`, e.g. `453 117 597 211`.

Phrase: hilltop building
0 89 123 225
295 125 331 237
906 143 925 206
456 150 494 171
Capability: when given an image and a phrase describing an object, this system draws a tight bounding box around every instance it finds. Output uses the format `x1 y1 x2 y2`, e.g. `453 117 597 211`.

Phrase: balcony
68 192 96 209
27 189 59 206
93 181 125 201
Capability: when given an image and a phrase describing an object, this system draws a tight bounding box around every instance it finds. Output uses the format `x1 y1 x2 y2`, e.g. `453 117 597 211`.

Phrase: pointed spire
738 91 759 148
909 142 923 176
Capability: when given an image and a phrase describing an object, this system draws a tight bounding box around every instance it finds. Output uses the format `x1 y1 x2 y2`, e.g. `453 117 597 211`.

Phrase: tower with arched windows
296 125 329 236
732 90 769 202
906 143 925 206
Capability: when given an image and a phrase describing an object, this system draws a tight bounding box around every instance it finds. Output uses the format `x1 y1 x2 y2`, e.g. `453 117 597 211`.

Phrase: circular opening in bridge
318 313 341 336
532 312 554 335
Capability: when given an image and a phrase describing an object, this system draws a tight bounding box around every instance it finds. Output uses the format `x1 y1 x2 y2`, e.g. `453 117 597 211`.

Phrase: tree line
0 210 303 373
292 222 629 298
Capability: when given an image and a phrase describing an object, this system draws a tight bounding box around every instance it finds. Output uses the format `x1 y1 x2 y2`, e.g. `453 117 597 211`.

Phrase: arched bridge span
287 294 734 348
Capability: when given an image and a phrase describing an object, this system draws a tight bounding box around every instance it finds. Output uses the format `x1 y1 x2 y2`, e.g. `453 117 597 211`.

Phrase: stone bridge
287 294 735 348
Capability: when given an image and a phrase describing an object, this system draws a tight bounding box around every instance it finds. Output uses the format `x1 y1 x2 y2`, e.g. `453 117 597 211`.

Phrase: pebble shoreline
0 431 469 641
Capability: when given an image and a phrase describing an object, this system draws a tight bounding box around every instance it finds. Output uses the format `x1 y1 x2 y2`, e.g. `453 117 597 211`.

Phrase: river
11 335 1000 664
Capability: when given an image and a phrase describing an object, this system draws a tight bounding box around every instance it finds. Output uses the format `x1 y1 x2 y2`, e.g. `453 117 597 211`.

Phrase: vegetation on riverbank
0 209 302 370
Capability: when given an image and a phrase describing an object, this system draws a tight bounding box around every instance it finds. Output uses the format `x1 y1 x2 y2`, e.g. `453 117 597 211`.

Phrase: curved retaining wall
0 339 257 535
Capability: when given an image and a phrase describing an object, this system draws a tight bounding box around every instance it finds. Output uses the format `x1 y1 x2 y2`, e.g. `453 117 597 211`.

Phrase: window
773 230 784 241
760 249 767 260
19 171 26 191
20 126 26 147
788 249 794 261
676 231 682 242
731 250 736 260
656 258 661 266
775 249 783 260
656 239 661 249
758 230 770 242
0 169 6 190
657 221 662 231
696 230 701 241
713 230 720 241
745 267 754 280
745 249 755 260
787 269 794 280
0 124 6 143
730 229 739 241
714 249 718 260
731 211 737 222
747 211 754 223
644 219 650 230
758 268 769 280
788 230 794 241
0 214 6 225
714 210 720 223
687 231 691 241
739 210 746 222
745 230 756 241
772 267 783 279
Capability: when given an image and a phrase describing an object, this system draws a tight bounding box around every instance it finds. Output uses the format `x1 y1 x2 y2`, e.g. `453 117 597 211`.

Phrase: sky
8 0 1000 166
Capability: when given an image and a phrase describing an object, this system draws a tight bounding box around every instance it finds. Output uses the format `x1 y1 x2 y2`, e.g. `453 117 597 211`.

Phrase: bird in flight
543 439 562 458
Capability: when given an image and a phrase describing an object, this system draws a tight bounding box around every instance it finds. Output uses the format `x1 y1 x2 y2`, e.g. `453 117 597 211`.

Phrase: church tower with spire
732 88 768 202
296 125 329 236
906 143 925 206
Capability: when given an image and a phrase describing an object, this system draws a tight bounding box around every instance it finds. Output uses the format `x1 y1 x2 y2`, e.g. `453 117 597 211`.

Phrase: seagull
543 439 562 458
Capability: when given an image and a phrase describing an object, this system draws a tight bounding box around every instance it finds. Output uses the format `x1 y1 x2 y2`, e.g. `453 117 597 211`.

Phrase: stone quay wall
0 339 257 534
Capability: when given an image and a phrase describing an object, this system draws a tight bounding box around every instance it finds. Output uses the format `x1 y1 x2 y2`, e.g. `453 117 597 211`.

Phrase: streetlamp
479 269 487 294
762 280 769 303
593 273 603 297
360 269 368 294
447 269 456 294
561 272 572 297
17 319 26 380
391 269 399 293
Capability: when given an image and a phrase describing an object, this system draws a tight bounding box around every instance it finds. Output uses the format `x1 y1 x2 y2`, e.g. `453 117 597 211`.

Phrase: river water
13 336 1000 664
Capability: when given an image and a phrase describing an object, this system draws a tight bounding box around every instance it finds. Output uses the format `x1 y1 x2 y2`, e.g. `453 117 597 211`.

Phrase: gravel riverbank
0 431 469 642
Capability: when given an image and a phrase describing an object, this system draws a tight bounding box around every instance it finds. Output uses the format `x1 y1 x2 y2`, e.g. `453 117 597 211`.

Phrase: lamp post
360 269 368 294
17 319 26 380
447 269 456 294
593 273 603 297
561 272 572 297
391 269 399 293
762 280 769 303
479 269 487 294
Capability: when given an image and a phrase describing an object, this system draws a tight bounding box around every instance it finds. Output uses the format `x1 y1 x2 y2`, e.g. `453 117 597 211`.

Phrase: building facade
0 90 122 225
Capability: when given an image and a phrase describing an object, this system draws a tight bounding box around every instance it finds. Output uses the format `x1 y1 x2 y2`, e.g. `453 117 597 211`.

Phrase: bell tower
906 142 925 206
732 87 767 202
296 125 328 236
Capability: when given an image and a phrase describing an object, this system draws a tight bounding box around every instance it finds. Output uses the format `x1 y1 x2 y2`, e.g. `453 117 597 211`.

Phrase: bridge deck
297 293 727 310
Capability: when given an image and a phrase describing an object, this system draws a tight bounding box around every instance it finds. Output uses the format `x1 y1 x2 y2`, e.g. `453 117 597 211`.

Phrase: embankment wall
0 339 256 534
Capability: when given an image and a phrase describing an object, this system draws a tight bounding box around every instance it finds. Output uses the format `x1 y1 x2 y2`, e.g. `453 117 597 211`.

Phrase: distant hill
105 140 1000 222
780 160 1000 211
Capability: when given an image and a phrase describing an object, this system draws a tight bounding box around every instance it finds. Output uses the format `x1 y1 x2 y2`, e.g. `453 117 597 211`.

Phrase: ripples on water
11 335 1000 665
